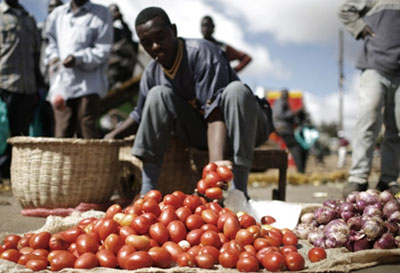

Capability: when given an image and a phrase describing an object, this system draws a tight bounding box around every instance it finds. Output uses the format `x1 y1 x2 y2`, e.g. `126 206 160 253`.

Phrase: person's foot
376 181 400 196
342 182 368 199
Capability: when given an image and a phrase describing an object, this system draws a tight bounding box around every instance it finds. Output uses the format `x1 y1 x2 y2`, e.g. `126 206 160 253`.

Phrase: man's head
281 89 289 100
48 0 62 14
109 4 121 21
135 7 178 69
71 0 88 8
201 15 214 40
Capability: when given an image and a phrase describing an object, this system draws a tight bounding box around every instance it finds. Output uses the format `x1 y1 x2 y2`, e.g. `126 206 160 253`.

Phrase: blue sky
20 0 363 137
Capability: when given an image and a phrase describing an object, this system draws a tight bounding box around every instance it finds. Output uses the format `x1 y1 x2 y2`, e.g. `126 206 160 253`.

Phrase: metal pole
338 29 344 131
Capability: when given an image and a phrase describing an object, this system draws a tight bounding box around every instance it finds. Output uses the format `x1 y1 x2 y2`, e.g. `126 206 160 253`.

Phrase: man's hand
361 25 375 39
214 160 233 170
63 55 76 68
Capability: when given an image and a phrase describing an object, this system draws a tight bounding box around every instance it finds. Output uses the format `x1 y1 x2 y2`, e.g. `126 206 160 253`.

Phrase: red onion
314 207 338 224
308 229 324 245
388 211 400 223
379 190 394 204
362 205 383 218
323 199 341 210
347 216 362 231
384 221 399 235
373 233 396 249
361 216 385 240
353 237 371 251
341 211 355 222
312 237 326 248
355 200 367 212
300 212 315 224
346 191 359 203
383 199 400 219
357 190 379 206
323 219 349 247
293 223 315 239
395 236 400 248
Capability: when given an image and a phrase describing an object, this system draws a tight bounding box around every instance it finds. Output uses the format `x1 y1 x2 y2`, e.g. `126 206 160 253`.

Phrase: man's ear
171 24 177 37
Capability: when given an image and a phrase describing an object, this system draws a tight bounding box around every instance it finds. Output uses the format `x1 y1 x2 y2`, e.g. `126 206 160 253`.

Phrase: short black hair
135 7 172 27
201 15 214 26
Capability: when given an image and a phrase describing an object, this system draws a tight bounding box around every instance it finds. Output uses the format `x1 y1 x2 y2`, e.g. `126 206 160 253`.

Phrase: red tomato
1 249 21 263
17 253 45 266
119 226 136 241
117 244 136 269
175 206 191 222
176 252 195 267
219 250 239 268
198 246 219 262
96 249 118 268
74 252 98 269
235 229 254 246
194 205 207 215
285 252 305 271
149 222 169 245
75 234 100 255
195 254 215 269
105 204 122 219
125 234 150 250
49 250 76 271
17 235 32 249
18 246 33 255
201 224 219 233
187 245 201 257
78 217 97 230
308 247 327 262
29 232 51 250
201 209 219 225
216 165 233 181
225 239 244 255
205 187 223 200
261 251 286 272
239 214 257 229
31 248 49 257
282 232 299 246
172 191 186 205
148 246 172 268
131 215 152 235
104 234 124 255
49 234 69 251
261 215 276 225
183 195 203 212
236 255 259 272
256 246 280 263
144 190 163 203
253 238 270 251
223 216 241 240
185 214 204 230
158 207 177 226
207 201 222 214
163 194 182 209
200 230 221 248
204 171 221 187
243 244 256 255
202 162 218 179
167 220 187 243
142 198 161 216
62 227 85 243
162 241 184 261
26 258 48 271
186 228 204 246
280 245 298 256
124 250 153 270
3 234 21 249
196 179 209 195
264 235 282 247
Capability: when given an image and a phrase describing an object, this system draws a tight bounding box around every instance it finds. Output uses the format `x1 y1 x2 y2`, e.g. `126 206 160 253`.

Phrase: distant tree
318 122 339 138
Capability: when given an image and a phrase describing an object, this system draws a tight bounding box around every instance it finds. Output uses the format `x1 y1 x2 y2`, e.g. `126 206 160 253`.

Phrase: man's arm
224 45 252 73
104 116 139 139
338 0 373 39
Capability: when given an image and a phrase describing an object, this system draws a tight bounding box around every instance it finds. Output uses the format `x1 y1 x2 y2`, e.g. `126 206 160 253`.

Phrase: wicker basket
8 136 127 209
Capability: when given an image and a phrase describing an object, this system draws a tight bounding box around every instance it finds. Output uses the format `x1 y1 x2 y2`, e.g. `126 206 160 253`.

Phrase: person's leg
53 98 78 138
132 86 207 195
280 133 305 173
377 76 400 194
344 69 384 196
220 81 271 199
77 94 101 139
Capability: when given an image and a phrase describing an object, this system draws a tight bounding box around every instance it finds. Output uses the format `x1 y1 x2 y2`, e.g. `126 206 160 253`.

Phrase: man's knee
146 86 174 105
222 81 249 100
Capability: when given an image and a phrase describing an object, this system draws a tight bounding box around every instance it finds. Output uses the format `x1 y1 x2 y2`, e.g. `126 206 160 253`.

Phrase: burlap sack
1 210 399 273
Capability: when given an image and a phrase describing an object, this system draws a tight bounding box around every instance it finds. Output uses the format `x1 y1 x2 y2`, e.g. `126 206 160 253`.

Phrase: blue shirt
130 38 239 123
45 1 113 100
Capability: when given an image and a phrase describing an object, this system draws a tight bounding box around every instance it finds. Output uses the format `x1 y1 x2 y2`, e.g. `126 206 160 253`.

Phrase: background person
200 15 252 73
338 0 400 196
45 0 113 139
0 0 41 183
105 7 274 200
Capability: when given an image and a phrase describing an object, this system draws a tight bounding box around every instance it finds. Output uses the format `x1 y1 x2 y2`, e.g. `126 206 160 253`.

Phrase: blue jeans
349 69 400 185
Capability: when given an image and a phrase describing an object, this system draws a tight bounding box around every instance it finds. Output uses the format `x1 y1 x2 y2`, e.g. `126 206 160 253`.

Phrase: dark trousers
53 94 100 139
280 132 307 173
0 89 36 179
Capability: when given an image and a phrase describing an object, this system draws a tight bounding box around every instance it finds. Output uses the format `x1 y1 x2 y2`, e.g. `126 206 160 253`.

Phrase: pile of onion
294 189 400 251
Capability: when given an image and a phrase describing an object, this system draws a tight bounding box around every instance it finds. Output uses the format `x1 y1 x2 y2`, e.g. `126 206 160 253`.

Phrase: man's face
72 0 88 7
48 0 62 14
201 18 214 39
136 16 178 68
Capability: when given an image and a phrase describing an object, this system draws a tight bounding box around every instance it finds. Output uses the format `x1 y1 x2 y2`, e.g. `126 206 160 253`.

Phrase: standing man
338 0 400 196
105 7 274 200
45 0 113 138
273 89 307 173
0 0 41 182
200 15 252 73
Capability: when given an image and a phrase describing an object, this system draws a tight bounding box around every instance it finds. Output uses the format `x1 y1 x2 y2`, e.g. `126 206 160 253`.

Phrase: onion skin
379 190 394 204
383 199 400 219
353 237 371 251
314 207 338 225
361 216 384 240
374 233 396 249
347 216 362 231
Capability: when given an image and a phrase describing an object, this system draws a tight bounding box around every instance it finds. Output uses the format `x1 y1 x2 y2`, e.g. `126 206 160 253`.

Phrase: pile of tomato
0 164 326 272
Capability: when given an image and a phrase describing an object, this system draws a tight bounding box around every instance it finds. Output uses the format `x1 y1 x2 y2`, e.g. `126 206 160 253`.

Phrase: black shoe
342 182 368 199
376 181 400 196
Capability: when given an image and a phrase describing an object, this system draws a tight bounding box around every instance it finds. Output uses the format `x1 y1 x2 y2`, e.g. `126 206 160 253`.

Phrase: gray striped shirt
0 1 40 94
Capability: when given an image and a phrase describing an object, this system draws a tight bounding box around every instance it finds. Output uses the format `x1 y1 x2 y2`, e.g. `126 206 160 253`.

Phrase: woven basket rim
8 136 131 146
